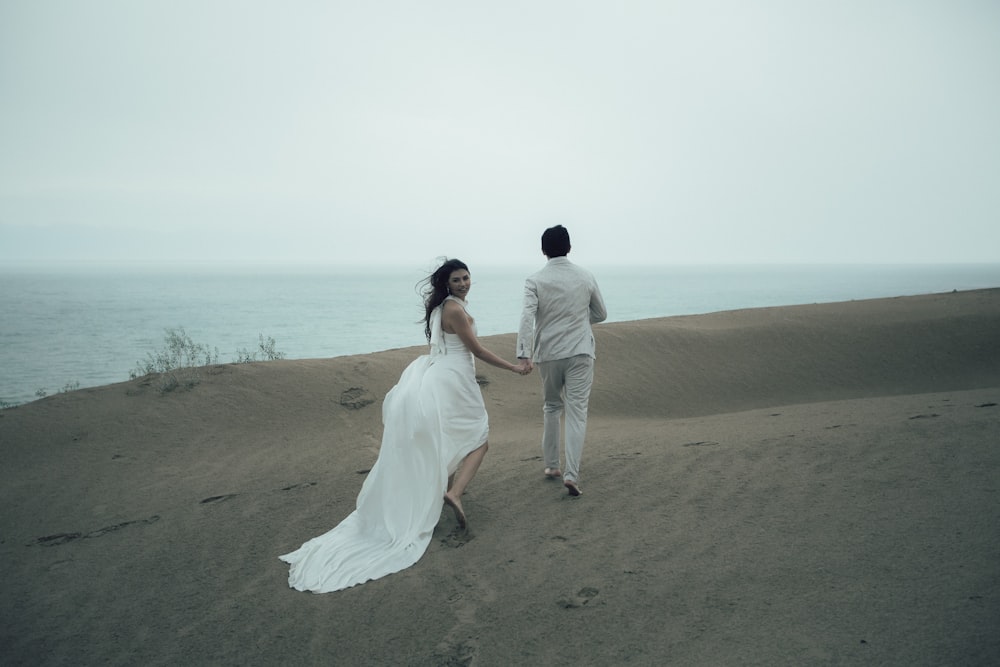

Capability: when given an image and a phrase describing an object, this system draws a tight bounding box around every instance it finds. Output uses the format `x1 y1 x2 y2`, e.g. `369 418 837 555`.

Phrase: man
517 225 607 496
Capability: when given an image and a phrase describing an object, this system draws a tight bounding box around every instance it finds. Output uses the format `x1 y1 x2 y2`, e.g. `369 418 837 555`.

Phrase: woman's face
448 269 471 300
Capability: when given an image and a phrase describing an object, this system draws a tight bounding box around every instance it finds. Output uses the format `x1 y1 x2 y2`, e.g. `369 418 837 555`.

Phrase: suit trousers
537 354 595 483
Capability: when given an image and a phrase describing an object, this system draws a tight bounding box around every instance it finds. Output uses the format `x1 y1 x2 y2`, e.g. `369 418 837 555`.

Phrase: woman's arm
443 301 530 374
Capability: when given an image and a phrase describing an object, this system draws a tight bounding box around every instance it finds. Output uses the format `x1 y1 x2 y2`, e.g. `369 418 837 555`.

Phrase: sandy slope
1 289 998 666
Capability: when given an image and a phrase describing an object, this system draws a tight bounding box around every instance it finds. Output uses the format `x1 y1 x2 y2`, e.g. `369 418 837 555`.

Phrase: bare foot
443 492 467 530
564 480 582 496
544 467 562 479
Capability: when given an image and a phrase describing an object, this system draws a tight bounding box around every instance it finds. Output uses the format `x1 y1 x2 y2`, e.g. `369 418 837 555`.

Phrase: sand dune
1 289 998 666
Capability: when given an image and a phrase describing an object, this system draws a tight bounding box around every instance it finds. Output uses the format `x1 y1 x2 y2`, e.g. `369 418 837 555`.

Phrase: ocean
2 262 998 406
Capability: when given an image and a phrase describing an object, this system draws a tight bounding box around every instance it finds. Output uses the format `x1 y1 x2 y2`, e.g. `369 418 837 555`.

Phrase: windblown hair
420 258 469 342
541 224 571 257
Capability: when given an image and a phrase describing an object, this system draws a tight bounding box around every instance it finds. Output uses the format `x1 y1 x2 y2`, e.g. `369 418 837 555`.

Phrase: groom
516 225 607 496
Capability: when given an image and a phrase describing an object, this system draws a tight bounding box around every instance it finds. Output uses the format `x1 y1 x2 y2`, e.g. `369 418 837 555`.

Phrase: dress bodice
441 330 474 356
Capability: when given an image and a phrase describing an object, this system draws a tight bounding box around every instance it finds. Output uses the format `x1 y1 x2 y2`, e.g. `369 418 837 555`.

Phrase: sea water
2 262 998 406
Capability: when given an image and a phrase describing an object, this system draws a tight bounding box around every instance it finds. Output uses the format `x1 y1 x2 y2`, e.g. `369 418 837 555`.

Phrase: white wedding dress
279 296 489 593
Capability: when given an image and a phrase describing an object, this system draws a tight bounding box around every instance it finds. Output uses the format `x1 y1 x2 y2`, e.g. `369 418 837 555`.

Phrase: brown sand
2 289 998 666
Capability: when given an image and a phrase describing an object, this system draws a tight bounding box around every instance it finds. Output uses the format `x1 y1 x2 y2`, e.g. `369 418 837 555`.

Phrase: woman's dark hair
420 258 469 341
541 224 571 257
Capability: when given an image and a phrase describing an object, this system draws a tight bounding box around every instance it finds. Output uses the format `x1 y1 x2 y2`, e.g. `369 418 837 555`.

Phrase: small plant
130 327 219 392
234 334 287 363
28 380 80 400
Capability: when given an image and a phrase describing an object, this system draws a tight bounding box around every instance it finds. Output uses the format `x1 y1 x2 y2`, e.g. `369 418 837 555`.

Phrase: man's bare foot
444 492 467 530
544 467 562 479
564 480 582 496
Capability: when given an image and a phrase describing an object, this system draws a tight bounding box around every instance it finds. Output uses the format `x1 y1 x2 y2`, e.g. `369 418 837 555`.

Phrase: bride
279 258 531 593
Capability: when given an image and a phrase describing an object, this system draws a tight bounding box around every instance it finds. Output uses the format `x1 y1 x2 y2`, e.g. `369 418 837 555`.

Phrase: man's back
517 257 607 363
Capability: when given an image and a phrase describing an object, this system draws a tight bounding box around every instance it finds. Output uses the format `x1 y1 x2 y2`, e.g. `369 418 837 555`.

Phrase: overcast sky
2 1 998 267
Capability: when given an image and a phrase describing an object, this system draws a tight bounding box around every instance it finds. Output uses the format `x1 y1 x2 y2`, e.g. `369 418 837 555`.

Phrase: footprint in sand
85 515 160 537
199 494 239 504
33 532 82 546
608 452 642 460
435 572 496 665
432 638 477 666
280 482 317 491
441 523 475 548
558 586 601 609
340 387 375 409
32 515 160 546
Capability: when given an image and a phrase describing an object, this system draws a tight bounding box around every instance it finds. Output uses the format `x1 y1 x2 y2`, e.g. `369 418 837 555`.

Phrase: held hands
512 359 533 376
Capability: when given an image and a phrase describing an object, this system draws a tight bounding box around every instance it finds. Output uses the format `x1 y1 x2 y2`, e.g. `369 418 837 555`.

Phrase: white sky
2 0 999 267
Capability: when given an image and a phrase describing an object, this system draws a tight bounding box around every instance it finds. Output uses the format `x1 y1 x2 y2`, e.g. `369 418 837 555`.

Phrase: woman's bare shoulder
442 299 472 328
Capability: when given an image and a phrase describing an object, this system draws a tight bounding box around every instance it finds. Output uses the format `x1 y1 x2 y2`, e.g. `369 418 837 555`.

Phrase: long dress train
279 296 488 593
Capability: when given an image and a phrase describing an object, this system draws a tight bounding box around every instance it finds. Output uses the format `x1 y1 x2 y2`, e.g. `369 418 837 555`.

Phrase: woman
280 259 530 593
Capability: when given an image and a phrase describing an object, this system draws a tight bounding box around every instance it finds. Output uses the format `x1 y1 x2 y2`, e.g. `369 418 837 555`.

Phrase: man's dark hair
541 225 571 257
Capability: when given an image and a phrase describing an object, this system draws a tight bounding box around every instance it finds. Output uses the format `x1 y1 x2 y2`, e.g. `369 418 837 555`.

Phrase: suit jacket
516 257 608 362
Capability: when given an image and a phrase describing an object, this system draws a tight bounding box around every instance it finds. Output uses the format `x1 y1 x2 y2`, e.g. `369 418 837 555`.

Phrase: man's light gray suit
517 257 607 484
